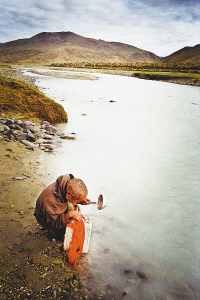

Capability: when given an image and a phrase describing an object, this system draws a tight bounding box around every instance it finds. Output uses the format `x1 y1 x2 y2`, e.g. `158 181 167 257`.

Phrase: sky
0 0 199 56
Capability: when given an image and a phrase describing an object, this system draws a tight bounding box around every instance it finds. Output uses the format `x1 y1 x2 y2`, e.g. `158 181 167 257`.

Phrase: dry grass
0 75 67 123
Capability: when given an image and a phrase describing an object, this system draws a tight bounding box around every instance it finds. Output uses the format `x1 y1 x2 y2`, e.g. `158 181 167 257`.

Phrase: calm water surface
26 69 200 299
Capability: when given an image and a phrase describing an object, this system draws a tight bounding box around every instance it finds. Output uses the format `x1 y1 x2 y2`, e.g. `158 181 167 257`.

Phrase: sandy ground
0 139 44 248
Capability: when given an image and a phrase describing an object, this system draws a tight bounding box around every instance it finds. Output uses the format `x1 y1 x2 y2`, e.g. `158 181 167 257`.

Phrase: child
34 173 91 240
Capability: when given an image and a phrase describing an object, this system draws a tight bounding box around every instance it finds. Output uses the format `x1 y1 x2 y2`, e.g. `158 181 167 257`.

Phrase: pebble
21 140 36 148
14 119 23 125
5 119 14 126
4 125 10 131
29 125 40 133
45 145 54 151
26 133 36 142
136 271 148 280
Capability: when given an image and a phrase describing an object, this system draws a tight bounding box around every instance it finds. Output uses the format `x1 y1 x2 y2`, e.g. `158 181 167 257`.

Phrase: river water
26 69 200 299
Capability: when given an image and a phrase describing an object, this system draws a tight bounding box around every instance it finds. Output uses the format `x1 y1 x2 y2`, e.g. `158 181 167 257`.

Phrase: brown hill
0 31 160 65
163 44 200 64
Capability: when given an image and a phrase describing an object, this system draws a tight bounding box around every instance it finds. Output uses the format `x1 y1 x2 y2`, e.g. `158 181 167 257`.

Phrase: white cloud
0 0 199 56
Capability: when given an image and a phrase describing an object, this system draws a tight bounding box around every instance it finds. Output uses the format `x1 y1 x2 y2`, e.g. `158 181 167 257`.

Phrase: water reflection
26 69 200 299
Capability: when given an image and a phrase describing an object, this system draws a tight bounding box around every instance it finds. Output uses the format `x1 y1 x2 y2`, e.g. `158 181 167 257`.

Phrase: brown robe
34 173 74 238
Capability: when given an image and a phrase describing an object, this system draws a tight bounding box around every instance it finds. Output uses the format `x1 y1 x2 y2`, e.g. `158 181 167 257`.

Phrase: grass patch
131 71 200 82
0 75 67 123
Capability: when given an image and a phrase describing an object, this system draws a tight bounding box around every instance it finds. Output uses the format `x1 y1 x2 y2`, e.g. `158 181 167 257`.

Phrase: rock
21 121 31 129
56 131 65 137
47 131 55 136
36 138 47 144
3 125 10 131
60 135 76 140
39 146 46 151
0 119 6 124
0 125 4 132
4 138 11 142
14 119 23 125
124 270 133 275
4 131 11 138
20 140 36 149
26 146 34 150
8 124 17 129
109 100 116 103
5 119 14 126
44 134 53 140
23 128 31 134
38 132 46 139
51 125 57 132
29 125 40 133
15 124 21 130
26 133 36 142
16 134 26 141
0 136 3 141
10 131 18 140
12 177 27 180
44 149 53 152
136 271 148 280
44 144 54 151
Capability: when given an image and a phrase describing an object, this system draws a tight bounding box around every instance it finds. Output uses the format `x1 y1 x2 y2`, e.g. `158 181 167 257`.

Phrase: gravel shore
0 66 36 86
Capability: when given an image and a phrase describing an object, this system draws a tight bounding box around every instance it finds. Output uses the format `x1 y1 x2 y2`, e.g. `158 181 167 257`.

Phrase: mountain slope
0 31 160 64
164 44 200 64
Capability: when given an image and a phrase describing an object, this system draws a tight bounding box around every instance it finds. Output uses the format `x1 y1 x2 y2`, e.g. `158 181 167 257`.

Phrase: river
25 68 200 299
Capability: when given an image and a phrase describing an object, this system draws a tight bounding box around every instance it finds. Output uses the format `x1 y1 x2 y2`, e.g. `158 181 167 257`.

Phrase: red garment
66 219 85 266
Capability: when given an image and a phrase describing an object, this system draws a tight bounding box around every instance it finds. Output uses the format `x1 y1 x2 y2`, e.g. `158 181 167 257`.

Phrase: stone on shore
0 117 74 152
21 140 36 149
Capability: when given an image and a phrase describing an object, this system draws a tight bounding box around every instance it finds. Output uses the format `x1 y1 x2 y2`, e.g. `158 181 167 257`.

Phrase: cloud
0 0 199 56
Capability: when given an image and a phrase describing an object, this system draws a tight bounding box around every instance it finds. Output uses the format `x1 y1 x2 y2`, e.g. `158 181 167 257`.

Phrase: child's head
66 178 88 203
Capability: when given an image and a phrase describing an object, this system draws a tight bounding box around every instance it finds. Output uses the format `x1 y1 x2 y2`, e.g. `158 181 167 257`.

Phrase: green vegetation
0 75 67 123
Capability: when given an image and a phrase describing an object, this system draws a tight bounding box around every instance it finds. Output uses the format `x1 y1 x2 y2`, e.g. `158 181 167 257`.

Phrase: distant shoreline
1 64 199 87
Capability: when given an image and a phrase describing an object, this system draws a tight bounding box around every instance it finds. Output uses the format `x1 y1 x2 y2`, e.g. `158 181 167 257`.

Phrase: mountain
0 31 160 64
163 44 200 64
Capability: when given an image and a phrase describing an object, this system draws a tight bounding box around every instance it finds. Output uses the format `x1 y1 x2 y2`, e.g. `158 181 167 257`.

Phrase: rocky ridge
0 118 75 152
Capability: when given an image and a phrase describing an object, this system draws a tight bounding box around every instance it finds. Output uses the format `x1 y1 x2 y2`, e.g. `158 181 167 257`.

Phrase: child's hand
67 211 85 221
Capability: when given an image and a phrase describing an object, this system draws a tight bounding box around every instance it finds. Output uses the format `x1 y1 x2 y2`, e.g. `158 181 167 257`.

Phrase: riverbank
131 71 200 87
48 63 200 87
4 64 200 87
0 67 107 298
